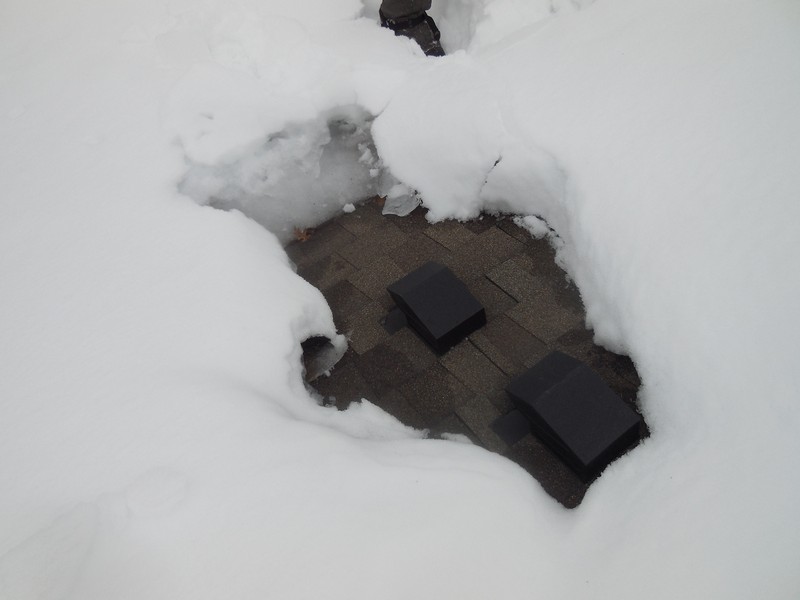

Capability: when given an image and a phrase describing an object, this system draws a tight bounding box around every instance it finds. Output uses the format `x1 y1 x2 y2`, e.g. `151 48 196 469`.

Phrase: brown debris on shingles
293 227 314 242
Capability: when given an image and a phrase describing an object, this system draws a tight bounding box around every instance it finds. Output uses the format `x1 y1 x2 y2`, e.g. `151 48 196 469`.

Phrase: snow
2 0 800 598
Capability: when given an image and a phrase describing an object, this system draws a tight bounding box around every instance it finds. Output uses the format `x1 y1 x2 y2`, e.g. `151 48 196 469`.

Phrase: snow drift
1 0 799 598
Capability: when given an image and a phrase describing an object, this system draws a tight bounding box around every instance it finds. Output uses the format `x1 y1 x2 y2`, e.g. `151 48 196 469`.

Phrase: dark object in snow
491 409 531 447
301 336 343 382
379 0 445 57
387 261 486 354
506 351 643 481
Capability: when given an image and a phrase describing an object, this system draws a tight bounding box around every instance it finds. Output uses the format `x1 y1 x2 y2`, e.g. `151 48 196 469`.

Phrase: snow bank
0 1 556 598
2 0 799 598
373 0 800 595
162 7 424 240
176 100 380 242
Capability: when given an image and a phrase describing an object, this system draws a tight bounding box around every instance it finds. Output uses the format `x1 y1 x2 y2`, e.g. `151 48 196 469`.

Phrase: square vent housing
387 262 486 354
507 351 643 480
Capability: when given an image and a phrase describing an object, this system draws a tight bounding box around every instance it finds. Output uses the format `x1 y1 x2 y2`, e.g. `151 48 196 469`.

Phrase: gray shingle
455 396 508 454
423 220 476 251
441 341 508 396
399 364 471 421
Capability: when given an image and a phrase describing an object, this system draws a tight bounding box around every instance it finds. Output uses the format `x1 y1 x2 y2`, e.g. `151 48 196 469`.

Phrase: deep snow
2 0 799 598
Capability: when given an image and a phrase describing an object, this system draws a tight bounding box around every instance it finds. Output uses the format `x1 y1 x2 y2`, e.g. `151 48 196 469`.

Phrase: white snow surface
2 0 800 598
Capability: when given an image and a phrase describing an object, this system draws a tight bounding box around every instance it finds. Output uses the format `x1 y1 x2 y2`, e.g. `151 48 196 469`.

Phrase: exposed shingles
487 255 584 344
441 249 485 283
293 223 356 266
391 232 451 273
297 253 356 291
338 201 386 236
487 258 541 303
441 341 507 397
506 299 583 344
488 389 514 415
472 227 524 264
496 217 532 243
423 220 476 251
469 277 517 319
384 206 430 233
325 280 371 325
482 315 549 370
507 436 587 509
441 226 524 283
552 327 590 359
384 328 437 374
455 396 508 454
338 222 408 269
341 302 391 355
463 216 495 234
469 330 518 376
521 238 572 281
313 355 376 408
399 364 471 421
356 343 418 390
429 413 479 444
284 242 306 268
372 388 428 431
287 203 642 509
347 255 405 306
490 409 531 447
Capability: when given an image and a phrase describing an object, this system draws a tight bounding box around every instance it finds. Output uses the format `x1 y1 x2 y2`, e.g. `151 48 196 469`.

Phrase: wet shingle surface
287 198 644 508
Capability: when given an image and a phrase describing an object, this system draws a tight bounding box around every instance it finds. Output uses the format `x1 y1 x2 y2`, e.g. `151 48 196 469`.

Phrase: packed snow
2 0 799 598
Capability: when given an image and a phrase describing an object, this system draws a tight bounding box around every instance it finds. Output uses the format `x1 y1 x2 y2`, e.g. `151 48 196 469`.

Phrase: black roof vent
387 261 486 354
506 351 643 481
